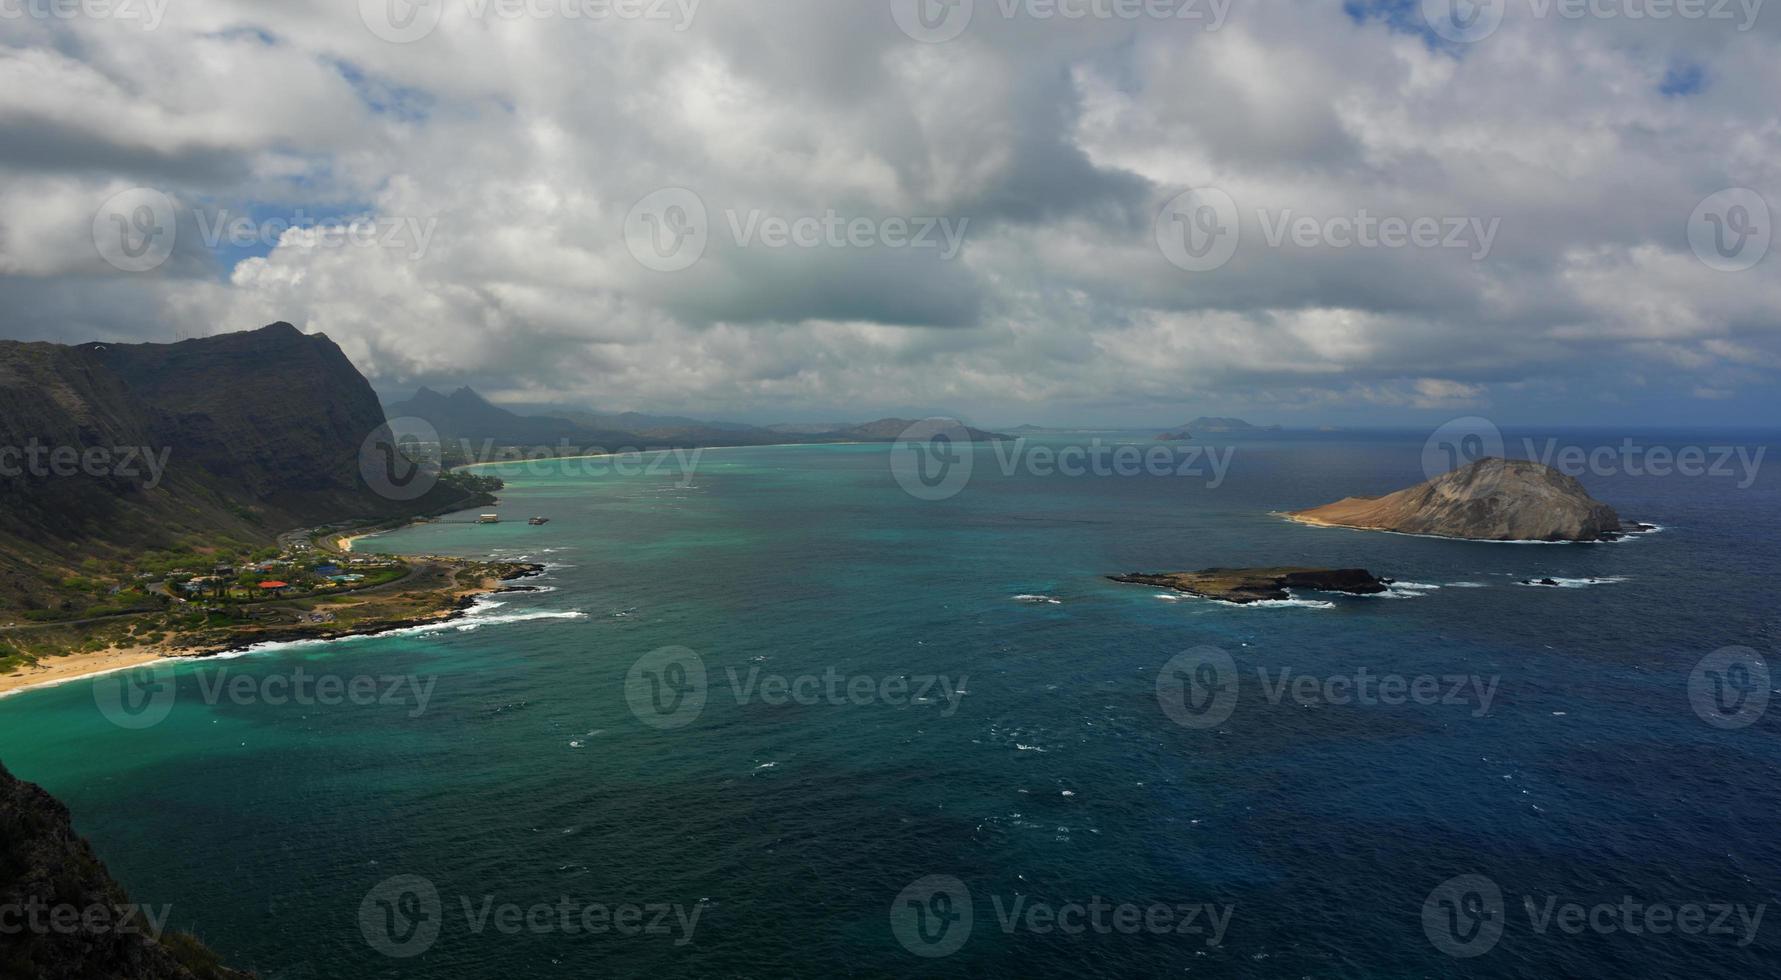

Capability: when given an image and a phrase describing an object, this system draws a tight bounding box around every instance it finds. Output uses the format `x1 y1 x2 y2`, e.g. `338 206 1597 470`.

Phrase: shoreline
0 566 544 700
0 648 178 699
1275 511 1658 545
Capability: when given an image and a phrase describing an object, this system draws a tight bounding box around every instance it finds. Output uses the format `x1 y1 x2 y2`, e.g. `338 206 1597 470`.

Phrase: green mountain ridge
0 324 481 615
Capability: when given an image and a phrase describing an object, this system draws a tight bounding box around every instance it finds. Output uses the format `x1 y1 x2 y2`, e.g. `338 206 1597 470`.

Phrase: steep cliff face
0 340 217 538
1289 458 1622 542
0 761 251 979
90 323 392 517
0 324 482 610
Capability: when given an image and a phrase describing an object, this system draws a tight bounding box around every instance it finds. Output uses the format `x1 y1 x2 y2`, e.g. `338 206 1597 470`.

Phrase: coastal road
0 608 160 632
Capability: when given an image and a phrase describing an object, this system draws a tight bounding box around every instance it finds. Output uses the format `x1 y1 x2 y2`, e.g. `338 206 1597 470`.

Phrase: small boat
528 517 551 526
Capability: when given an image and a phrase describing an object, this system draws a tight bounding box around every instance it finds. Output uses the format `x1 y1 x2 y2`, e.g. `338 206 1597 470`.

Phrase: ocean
2 429 1778 978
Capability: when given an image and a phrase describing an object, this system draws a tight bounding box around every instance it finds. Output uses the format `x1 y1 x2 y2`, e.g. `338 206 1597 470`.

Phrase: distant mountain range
1154 417 1283 440
384 387 638 448
383 388 1008 450
1180 417 1281 433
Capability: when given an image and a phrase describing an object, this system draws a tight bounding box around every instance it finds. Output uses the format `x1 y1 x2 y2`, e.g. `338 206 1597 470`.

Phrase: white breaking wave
1356 581 1442 599
1012 594 1062 604
1231 597 1336 610
187 593 587 658
446 610 589 633
1514 576 1629 589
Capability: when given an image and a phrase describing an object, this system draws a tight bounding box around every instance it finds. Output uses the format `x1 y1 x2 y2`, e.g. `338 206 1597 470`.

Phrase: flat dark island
1109 567 1391 604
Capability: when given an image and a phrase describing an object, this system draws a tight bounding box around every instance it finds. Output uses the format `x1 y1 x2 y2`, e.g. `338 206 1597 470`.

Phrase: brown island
1109 567 1392 604
1285 458 1651 542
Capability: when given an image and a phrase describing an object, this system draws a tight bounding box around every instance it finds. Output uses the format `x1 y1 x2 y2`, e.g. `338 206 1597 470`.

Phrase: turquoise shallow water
2 431 1779 977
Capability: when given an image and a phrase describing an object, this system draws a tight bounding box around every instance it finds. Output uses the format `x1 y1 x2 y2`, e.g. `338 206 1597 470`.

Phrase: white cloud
0 0 1776 423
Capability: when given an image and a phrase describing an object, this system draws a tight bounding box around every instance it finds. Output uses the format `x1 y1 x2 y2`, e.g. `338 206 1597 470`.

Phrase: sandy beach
0 646 172 698
0 566 537 700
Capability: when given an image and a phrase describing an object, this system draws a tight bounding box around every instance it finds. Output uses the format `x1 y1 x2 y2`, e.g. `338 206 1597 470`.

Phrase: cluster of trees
443 471 505 495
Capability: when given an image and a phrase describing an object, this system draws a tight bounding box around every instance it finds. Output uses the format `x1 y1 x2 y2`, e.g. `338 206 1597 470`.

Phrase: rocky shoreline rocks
161 562 547 658
1109 567 1391 604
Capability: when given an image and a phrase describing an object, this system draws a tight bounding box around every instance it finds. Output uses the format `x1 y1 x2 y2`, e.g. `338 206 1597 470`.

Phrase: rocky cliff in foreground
1287 458 1622 542
0 761 250 979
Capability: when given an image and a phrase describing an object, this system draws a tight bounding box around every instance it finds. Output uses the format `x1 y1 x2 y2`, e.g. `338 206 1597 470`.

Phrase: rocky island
1286 458 1632 542
1109 567 1391 604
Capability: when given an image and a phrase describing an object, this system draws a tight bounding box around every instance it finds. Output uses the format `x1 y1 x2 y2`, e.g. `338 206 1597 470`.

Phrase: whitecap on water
1231 597 1335 610
1012 594 1062 605
1514 576 1629 589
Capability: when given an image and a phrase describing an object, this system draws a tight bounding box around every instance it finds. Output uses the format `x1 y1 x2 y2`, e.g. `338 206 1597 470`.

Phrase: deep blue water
1 429 1778 978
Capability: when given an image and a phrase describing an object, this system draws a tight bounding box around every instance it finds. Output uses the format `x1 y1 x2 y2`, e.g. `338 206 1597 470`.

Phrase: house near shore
258 580 291 596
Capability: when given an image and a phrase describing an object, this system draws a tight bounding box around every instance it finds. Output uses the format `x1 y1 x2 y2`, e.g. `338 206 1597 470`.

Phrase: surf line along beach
0 560 545 698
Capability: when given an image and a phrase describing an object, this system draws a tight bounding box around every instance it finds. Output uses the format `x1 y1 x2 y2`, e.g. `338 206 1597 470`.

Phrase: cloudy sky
1 0 1776 427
